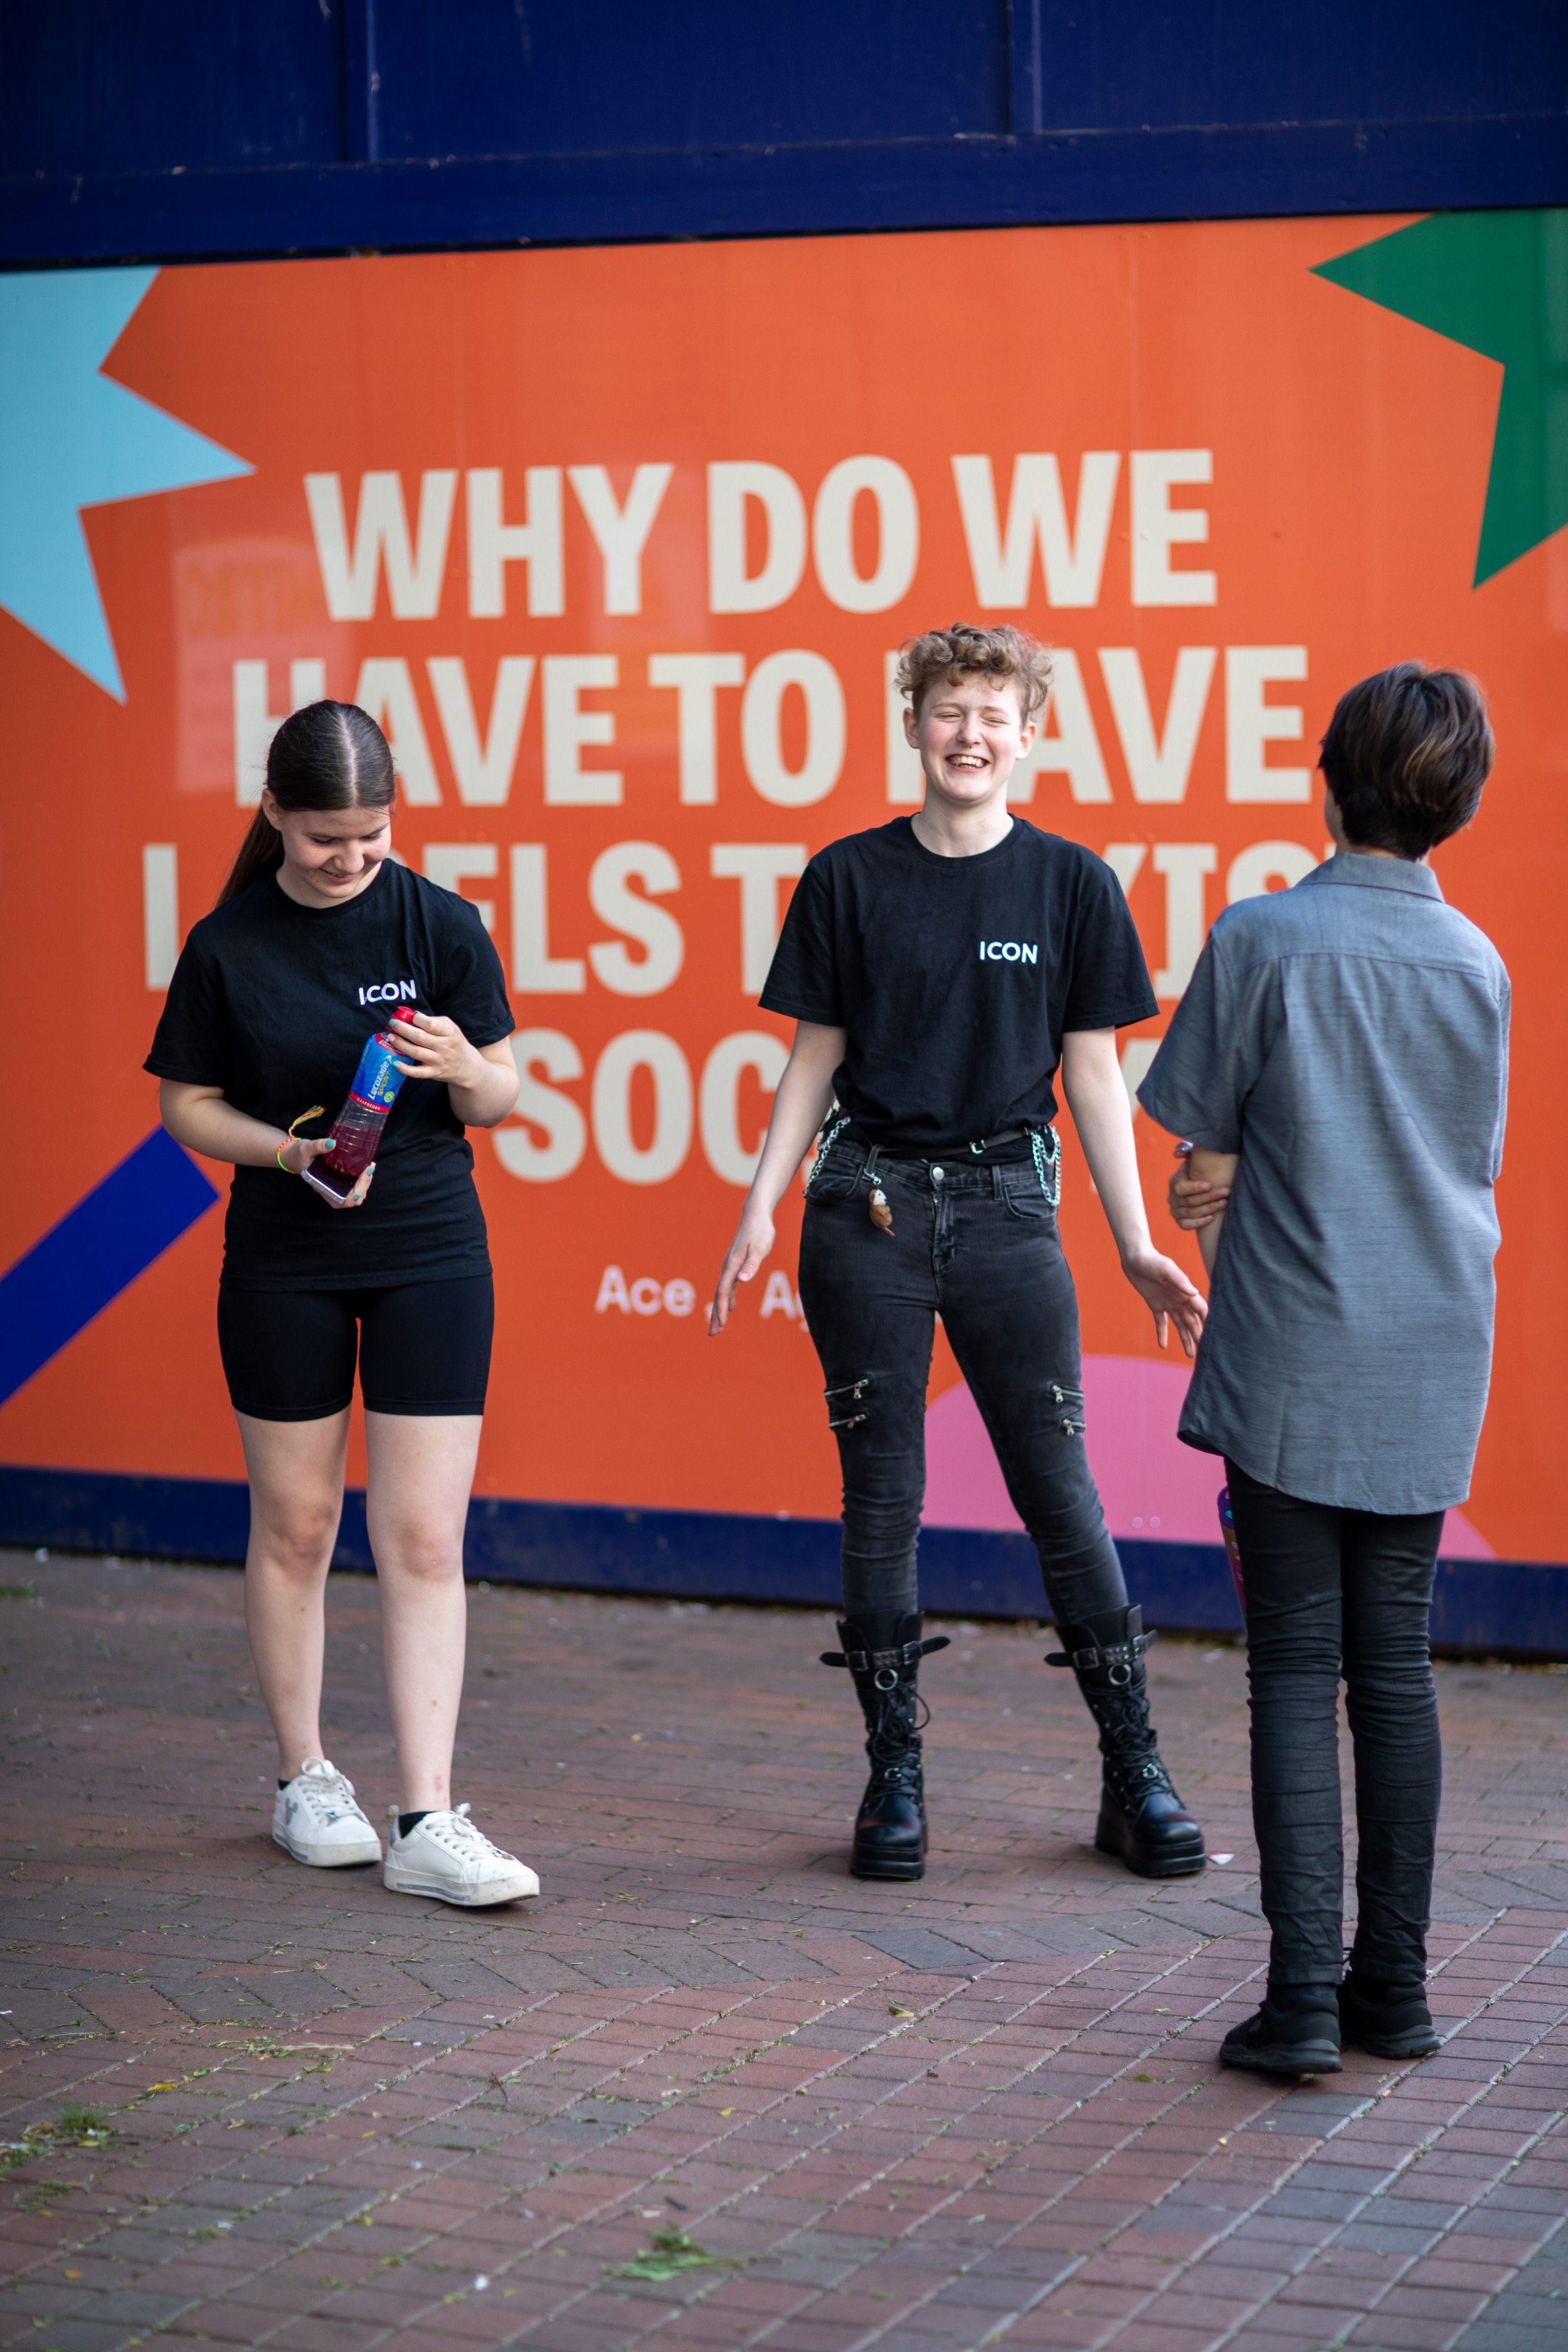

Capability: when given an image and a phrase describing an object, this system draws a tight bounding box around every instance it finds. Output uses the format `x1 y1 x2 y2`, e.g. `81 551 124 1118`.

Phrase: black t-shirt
146 861 514 1289
759 817 1158 1150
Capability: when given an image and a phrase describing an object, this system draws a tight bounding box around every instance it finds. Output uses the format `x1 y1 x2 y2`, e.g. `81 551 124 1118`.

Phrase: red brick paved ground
2 1553 1565 2351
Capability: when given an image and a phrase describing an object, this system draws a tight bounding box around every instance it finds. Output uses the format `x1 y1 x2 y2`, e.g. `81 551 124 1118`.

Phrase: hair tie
277 1105 326 1176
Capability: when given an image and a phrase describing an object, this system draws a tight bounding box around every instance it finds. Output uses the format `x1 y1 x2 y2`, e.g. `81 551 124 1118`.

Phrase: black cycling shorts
217 1274 494 1422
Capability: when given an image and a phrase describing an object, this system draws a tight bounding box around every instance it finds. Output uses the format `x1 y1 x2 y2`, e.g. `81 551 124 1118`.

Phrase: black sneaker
1338 1973 1440 2058
1219 1984 1342 2076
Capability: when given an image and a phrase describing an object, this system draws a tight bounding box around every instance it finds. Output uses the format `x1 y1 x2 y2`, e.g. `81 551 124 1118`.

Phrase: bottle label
348 1029 408 1112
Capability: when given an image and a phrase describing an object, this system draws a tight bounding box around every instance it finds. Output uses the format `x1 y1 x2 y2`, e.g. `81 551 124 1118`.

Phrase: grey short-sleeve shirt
1138 854 1509 1515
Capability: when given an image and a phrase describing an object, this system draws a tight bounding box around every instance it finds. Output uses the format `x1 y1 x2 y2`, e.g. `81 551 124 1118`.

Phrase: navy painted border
3 1463 1565 1656
2 117 1564 268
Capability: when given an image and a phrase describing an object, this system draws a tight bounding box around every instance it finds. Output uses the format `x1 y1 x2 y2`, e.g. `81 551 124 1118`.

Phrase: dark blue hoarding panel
3 1466 1564 1657
6 1 1562 176
1027 1 1564 135
0 1 349 177
376 1 1013 159
3 120 1565 270
1 0 1562 264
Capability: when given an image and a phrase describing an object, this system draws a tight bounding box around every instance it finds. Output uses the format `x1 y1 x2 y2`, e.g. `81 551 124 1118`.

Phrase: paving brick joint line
2 1557 1565 2351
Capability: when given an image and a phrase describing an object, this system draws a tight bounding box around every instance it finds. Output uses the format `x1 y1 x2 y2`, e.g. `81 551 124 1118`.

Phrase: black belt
845 1123 1033 1163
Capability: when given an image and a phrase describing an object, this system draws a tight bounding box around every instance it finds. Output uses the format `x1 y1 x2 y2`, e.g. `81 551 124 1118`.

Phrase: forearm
446 1056 520 1129
1186 1146 1236 1281
159 1083 289 1169
1057 1032 1209 1356
1061 1045 1152 1264
709 1022 842 1337
743 1025 843 1218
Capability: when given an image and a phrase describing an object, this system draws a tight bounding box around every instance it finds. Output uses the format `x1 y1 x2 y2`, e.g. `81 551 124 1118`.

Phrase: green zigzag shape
1315 209 1568 588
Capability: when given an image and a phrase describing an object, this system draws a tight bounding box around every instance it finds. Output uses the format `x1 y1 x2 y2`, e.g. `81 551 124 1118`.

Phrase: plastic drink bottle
322 1009 417 1177
1217 1486 1247 1623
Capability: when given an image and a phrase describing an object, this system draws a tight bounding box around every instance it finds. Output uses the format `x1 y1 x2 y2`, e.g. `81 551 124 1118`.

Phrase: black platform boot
1047 1605 1207 1878
821 1614 950 1881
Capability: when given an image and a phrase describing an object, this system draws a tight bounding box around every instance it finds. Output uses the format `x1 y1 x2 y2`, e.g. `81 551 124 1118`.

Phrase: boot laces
866 1685 928 1781
1088 1692 1177 1801
1094 1687 1157 1752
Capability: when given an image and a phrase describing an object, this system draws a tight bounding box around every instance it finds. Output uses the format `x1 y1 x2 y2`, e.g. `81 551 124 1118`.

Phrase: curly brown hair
894 622 1053 723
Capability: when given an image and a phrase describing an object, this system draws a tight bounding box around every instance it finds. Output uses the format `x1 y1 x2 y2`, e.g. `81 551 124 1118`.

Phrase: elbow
465 1088 521 1132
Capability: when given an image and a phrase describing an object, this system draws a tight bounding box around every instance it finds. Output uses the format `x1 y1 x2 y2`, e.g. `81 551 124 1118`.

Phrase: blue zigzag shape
0 270 252 699
0 1130 218 1407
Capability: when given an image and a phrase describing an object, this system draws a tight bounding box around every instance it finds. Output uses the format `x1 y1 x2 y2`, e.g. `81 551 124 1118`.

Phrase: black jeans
1225 1461 1444 1988
797 1138 1126 1633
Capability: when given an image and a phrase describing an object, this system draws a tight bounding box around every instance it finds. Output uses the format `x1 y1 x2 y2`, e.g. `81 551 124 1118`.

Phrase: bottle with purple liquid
300 1008 418 1202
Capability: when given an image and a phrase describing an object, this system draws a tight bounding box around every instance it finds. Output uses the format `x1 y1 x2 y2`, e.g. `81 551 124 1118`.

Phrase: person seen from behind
1139 664 1505 2075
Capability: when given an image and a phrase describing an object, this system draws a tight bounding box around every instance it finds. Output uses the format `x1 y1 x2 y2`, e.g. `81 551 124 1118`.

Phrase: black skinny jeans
1225 1461 1444 1988
797 1138 1126 1634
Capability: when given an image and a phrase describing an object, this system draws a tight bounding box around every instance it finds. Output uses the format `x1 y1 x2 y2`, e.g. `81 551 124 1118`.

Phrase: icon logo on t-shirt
978 940 1039 964
358 980 420 1005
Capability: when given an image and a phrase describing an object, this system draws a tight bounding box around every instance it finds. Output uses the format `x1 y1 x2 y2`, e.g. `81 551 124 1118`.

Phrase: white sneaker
272 1759 383 1868
382 1804 539 1907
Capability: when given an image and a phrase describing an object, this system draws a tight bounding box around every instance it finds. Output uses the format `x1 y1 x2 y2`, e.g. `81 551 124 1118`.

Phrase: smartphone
300 1158 361 1207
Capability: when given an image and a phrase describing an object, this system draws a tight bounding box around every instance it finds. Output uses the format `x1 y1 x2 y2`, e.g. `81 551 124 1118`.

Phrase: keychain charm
869 1187 894 1235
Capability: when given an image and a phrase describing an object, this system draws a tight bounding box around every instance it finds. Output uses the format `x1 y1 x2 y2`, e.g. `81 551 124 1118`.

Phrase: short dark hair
896 622 1052 722
1320 664 1493 859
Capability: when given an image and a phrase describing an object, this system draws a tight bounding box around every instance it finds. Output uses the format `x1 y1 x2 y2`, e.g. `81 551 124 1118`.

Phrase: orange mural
1 217 1562 1562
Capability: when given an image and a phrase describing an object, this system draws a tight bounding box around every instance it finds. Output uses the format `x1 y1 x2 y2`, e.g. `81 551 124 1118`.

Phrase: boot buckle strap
1044 1629 1155 1679
821 1633 951 1675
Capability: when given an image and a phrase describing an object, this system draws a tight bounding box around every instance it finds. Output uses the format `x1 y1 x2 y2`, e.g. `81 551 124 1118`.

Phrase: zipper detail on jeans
825 1377 872 1431
1049 1380 1086 1437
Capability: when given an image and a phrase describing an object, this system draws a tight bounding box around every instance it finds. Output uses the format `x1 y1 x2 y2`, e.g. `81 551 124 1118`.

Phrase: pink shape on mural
923 1355 1494 1559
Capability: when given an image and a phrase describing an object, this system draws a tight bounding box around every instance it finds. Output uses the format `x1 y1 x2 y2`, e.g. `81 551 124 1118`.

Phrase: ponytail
218 807 285 904
216 701 396 907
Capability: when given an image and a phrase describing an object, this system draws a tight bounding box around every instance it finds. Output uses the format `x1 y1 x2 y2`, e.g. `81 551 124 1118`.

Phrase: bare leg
236 1411 351 1781
363 1412 482 1814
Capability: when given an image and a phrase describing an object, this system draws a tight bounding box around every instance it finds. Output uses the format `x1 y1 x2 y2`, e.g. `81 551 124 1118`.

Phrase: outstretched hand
1120 1244 1207 1357
709 1205 776 1335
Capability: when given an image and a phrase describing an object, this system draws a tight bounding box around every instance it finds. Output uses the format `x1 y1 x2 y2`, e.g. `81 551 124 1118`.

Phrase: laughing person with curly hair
709 624 1209 1887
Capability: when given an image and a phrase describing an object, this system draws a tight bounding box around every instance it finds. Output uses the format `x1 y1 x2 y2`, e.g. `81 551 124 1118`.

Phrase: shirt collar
1303 852 1444 903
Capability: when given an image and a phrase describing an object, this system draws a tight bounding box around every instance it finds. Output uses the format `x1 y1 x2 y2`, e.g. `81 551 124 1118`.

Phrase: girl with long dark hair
147 702 536 1907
